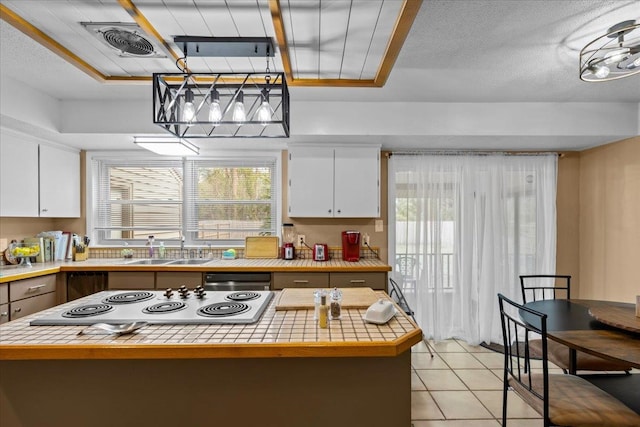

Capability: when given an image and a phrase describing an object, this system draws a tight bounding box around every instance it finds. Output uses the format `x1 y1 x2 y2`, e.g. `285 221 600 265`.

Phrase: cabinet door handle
293 280 309 284
0 312 8 317
337 209 341 214
13 307 22 313
328 209 332 213
349 280 366 283
27 284 47 292
41 208 48 212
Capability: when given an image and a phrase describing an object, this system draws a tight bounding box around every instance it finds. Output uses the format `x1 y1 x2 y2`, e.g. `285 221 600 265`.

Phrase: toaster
313 243 329 261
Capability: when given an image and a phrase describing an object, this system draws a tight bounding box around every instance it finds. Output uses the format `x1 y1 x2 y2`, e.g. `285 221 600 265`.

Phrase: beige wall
577 137 640 302
555 152 581 294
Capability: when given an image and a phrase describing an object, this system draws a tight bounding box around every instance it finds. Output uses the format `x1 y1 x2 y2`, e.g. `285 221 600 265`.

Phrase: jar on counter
329 287 342 320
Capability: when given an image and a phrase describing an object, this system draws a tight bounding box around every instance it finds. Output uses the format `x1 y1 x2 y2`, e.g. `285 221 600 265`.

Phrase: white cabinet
287 146 380 217
0 134 39 216
0 130 80 217
39 144 80 217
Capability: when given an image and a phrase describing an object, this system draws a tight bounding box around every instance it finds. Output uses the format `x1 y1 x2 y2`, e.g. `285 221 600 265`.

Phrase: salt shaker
329 287 342 320
313 289 324 320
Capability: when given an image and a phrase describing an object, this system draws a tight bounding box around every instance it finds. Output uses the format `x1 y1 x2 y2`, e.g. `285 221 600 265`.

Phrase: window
90 154 279 246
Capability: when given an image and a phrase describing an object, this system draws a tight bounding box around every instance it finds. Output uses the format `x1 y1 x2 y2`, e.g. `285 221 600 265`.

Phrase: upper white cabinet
0 134 39 216
288 146 380 218
39 145 80 217
0 130 80 218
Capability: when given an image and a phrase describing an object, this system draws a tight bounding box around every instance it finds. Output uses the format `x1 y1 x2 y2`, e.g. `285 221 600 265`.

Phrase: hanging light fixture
580 20 640 82
152 36 289 138
133 136 199 156
256 88 273 126
232 90 246 123
182 87 196 125
208 88 222 124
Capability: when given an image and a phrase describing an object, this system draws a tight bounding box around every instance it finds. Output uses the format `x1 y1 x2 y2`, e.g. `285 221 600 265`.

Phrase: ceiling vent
81 22 165 58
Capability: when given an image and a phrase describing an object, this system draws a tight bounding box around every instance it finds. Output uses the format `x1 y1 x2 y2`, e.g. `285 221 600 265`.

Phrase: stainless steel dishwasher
204 272 271 291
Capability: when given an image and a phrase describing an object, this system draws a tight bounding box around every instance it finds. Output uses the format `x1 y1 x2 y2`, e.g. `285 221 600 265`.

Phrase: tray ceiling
0 0 420 87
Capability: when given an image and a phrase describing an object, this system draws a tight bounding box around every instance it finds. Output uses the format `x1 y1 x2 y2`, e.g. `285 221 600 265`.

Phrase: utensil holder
73 247 89 261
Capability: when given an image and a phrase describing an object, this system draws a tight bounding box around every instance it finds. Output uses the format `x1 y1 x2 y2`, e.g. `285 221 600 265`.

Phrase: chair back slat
519 275 571 303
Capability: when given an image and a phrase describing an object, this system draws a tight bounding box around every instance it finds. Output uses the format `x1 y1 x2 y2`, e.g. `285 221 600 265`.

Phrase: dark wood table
521 299 640 414
521 299 640 374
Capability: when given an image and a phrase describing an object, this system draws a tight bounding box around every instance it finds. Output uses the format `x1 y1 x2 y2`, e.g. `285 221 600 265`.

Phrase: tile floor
410 338 555 426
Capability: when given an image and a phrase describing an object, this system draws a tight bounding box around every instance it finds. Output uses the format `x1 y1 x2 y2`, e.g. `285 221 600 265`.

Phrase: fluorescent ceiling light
133 136 199 156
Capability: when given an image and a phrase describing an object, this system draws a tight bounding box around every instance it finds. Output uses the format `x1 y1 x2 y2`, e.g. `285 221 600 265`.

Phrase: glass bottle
318 294 328 329
329 287 342 320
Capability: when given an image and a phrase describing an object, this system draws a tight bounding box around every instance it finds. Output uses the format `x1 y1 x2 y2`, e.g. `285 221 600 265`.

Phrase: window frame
86 150 282 247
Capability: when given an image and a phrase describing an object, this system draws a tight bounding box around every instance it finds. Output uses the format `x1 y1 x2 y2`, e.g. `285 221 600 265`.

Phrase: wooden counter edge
1 263 392 282
0 328 422 361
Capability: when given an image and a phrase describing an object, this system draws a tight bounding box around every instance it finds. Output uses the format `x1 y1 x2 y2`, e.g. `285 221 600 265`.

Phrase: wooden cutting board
275 287 380 311
244 236 279 258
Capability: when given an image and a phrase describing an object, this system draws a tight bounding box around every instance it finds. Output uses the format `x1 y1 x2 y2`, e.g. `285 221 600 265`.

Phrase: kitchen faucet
180 235 187 259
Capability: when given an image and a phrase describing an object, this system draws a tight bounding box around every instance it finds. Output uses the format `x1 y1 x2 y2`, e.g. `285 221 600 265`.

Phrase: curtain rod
386 151 562 158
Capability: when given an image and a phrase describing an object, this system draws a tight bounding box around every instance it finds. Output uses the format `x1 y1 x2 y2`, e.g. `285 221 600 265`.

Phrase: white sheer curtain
388 153 557 345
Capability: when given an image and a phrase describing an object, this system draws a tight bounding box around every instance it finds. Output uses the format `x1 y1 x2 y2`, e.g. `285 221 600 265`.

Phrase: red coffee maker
341 231 360 262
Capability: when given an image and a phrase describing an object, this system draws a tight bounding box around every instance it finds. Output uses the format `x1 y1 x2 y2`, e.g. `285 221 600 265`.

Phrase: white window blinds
92 156 278 246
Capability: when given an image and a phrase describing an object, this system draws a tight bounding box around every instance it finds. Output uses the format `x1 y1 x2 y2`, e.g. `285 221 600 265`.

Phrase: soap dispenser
147 236 155 258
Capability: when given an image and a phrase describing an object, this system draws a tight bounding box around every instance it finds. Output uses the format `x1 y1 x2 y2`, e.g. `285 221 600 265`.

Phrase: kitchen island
0 290 421 427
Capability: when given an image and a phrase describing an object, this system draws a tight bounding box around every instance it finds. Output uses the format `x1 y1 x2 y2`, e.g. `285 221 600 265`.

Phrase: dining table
521 299 640 374
520 298 640 414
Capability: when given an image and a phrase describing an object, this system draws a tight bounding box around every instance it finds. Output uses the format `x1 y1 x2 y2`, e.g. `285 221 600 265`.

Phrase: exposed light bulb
232 90 246 123
256 89 272 125
208 88 222 124
603 47 630 65
594 64 610 79
182 88 195 126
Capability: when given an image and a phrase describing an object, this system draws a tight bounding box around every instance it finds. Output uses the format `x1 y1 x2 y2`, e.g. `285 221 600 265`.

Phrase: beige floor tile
413 420 500 427
413 341 432 353
474 390 541 419
412 372 427 390
472 352 506 369
412 391 445 420
455 369 503 390
438 352 487 369
412 353 450 369
430 339 466 352
416 369 468 390
456 340 494 353
430 391 493 419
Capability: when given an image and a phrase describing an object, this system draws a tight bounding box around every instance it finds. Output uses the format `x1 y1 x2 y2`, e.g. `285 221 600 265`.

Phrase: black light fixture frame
153 71 289 138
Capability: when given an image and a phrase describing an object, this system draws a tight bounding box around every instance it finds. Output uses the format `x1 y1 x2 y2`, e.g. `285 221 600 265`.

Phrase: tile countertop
0 257 392 283
0 291 422 360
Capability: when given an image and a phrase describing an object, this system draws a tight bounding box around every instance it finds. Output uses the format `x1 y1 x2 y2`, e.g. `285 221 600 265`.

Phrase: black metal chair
519 275 571 302
395 255 418 291
520 274 631 374
389 277 433 357
497 293 640 427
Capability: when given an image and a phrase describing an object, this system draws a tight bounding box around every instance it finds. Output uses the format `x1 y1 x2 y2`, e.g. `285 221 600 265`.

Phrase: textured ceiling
0 0 639 152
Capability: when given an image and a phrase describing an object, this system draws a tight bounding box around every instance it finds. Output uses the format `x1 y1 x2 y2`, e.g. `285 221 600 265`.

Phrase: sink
125 259 173 265
166 259 212 265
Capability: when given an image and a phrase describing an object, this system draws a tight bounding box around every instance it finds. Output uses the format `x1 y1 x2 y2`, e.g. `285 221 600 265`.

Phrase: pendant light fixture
182 87 196 125
580 20 640 82
152 37 289 138
232 90 246 123
256 88 273 125
208 88 222 124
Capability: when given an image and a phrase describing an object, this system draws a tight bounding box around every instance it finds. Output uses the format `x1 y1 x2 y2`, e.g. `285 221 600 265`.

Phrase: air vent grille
81 22 165 58
101 28 155 56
